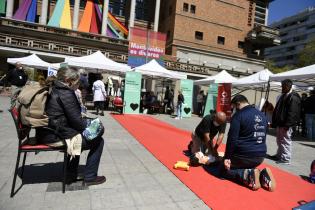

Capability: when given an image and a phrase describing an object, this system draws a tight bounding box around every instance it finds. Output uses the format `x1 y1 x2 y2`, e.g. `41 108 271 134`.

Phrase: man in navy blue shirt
222 95 276 192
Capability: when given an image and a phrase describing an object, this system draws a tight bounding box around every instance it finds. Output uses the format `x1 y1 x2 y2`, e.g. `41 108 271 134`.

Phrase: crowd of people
2 62 315 190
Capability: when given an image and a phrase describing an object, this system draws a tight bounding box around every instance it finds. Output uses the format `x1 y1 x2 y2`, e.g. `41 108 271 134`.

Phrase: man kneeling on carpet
222 95 276 191
189 111 227 166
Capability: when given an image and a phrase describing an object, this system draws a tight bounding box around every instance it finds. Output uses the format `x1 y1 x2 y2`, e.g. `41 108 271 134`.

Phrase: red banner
216 83 232 121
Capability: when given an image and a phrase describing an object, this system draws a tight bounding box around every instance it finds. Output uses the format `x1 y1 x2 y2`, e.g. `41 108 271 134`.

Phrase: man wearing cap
271 79 301 164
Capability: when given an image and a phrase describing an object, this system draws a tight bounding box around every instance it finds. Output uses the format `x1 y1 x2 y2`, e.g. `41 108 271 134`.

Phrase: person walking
93 75 106 116
304 89 315 141
271 79 301 164
175 90 184 119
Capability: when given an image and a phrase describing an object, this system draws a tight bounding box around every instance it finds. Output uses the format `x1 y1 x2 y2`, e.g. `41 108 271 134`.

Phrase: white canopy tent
7 54 54 70
64 50 131 74
233 69 274 86
194 70 237 85
269 64 315 85
133 59 187 80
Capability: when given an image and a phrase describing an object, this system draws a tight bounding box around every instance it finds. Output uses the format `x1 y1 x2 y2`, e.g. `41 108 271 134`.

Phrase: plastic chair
9 107 68 197
112 96 125 114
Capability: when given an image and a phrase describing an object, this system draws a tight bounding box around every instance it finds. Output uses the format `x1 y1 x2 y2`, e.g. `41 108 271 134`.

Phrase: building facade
0 0 279 79
265 7 315 67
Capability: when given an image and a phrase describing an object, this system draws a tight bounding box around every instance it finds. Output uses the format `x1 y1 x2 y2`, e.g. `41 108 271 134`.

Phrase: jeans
276 127 293 162
305 114 315 140
177 103 182 118
221 155 264 183
67 136 104 181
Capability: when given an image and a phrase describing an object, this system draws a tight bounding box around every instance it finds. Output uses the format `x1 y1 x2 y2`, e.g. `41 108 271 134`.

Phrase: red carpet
112 114 315 210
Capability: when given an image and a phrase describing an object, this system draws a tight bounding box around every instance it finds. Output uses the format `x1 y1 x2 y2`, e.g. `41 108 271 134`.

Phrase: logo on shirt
254 115 262 123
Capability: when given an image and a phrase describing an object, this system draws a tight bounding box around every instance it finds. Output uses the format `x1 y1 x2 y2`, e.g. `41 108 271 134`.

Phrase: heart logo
130 103 139 111
184 107 191 114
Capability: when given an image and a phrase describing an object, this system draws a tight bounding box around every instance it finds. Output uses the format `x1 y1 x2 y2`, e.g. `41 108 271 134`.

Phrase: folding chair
9 107 68 197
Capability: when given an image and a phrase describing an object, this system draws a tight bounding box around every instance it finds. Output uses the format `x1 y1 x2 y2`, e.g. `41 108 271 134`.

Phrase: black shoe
267 154 280 161
244 168 261 191
276 159 291 165
66 173 84 184
260 168 276 192
100 112 104 116
83 176 106 186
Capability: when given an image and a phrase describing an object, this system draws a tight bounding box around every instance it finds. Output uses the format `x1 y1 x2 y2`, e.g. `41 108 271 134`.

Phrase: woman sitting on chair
36 67 106 186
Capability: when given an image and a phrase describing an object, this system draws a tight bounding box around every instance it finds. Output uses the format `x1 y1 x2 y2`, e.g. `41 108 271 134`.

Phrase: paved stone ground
0 95 314 210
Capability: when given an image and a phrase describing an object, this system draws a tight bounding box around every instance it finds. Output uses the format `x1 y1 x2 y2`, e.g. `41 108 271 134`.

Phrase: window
190 4 196 14
195 31 203 40
238 41 244 49
183 3 189 12
217 36 225 45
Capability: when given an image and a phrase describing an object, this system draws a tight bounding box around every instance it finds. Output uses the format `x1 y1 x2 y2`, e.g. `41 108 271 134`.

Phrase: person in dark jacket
176 90 184 119
304 89 315 140
37 67 105 186
271 79 301 164
6 62 28 99
222 95 276 192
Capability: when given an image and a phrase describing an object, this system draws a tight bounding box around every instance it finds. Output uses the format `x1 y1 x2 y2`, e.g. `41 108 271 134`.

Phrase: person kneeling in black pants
222 95 276 191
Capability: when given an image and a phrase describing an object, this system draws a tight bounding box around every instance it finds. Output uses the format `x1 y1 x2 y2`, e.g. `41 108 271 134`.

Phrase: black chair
9 107 68 197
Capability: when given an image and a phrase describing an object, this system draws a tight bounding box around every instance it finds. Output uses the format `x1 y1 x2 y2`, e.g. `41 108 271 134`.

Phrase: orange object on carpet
112 114 315 210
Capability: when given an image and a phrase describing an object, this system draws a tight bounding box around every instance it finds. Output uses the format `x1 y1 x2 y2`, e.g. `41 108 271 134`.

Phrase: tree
265 60 293 74
298 38 315 67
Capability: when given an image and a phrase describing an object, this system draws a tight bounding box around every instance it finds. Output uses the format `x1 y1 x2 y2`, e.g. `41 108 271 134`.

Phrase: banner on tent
203 84 218 117
128 27 166 68
124 72 142 114
48 67 57 77
180 79 193 118
216 83 232 121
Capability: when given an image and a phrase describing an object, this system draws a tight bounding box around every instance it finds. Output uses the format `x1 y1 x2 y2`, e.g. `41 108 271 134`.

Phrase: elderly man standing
271 79 301 164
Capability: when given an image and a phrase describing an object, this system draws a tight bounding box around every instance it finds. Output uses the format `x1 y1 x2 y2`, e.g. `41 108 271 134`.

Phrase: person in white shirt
93 75 106 116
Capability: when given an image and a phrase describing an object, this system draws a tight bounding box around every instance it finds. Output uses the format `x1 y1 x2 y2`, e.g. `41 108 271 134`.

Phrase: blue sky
268 0 315 25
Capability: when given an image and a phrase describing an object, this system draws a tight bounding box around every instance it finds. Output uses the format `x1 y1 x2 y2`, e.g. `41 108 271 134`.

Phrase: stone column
72 0 80 30
153 0 160 32
40 0 49 25
101 0 109 35
129 0 136 36
6 0 14 18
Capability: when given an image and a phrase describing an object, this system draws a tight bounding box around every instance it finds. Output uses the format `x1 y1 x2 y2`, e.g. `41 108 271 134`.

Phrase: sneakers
83 176 106 186
175 117 180 120
268 154 280 161
244 168 261 191
276 159 291 165
260 168 276 192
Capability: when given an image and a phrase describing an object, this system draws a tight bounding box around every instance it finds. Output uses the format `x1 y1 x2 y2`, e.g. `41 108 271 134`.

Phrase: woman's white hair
57 67 80 82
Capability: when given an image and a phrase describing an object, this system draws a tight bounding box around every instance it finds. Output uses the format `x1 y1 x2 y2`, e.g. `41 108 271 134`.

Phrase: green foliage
297 39 315 67
265 60 293 73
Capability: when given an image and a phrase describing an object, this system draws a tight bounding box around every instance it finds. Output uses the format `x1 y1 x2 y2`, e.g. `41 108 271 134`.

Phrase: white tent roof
133 59 187 80
65 51 130 73
194 70 237 85
233 69 273 86
7 54 52 70
269 64 315 84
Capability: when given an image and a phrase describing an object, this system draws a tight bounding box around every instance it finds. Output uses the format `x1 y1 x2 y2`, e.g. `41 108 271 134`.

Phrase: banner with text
124 71 142 114
180 79 193 118
203 84 218 117
128 27 166 68
216 83 232 121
